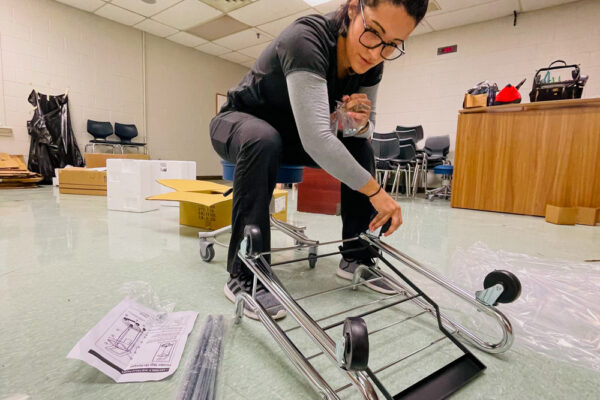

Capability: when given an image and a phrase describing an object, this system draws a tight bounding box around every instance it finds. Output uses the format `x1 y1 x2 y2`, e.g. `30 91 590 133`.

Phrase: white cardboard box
107 159 196 212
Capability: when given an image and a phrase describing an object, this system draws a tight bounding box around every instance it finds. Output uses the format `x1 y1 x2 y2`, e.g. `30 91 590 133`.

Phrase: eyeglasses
358 0 406 61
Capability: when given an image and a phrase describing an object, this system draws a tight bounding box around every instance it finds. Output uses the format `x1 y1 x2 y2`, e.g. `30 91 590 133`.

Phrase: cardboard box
84 153 150 168
545 204 577 225
576 207 599 226
58 168 107 196
147 180 287 230
463 93 488 109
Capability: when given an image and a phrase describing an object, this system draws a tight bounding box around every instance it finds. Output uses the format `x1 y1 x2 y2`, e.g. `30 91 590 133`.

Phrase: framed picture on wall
216 93 227 115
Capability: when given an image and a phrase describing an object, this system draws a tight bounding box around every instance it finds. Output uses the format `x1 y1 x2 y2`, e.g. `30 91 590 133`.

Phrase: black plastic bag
27 90 84 183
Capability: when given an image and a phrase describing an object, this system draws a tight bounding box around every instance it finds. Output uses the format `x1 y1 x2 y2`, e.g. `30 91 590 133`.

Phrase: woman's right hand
368 189 403 236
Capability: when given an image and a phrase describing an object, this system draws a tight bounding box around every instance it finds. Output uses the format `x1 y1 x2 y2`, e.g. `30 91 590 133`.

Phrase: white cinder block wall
0 0 246 176
376 0 600 153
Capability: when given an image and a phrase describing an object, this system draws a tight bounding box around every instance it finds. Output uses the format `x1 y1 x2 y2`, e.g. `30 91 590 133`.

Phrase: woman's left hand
342 94 371 130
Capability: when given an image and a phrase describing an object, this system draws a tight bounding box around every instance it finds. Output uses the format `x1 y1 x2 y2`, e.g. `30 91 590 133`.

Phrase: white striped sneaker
224 274 287 320
337 258 396 295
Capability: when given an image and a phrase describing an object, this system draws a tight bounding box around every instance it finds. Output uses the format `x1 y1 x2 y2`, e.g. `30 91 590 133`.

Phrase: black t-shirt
222 12 383 138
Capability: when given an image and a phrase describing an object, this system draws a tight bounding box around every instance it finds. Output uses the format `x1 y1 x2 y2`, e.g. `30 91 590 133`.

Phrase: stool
426 164 453 201
199 161 320 267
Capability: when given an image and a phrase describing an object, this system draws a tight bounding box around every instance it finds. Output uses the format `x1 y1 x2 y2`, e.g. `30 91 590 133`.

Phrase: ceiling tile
213 28 273 51
195 42 232 56
434 0 491 13
219 52 253 64
95 4 145 26
257 9 315 37
411 19 434 36
241 59 255 69
200 0 257 13
167 31 208 47
111 0 182 17
314 0 344 14
238 41 271 58
426 0 519 31
56 0 104 12
520 0 579 12
229 0 310 26
152 0 222 30
134 18 178 37
187 15 250 41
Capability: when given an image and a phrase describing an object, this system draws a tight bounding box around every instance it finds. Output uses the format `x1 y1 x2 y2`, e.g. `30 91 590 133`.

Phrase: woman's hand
359 177 402 237
342 94 371 130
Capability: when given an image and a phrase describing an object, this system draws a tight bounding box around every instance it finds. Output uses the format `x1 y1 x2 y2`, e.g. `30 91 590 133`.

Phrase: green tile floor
1 186 599 399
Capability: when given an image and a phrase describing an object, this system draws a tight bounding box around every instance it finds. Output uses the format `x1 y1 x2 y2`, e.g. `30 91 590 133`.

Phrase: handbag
463 81 498 108
529 60 588 102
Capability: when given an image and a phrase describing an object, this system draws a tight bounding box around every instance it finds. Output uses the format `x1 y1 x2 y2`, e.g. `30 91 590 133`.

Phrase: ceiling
55 0 581 68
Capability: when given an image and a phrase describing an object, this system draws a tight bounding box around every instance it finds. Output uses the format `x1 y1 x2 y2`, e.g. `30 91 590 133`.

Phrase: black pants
209 110 375 275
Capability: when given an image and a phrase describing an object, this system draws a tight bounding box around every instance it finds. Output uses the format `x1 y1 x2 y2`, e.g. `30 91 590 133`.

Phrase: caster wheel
242 225 263 257
341 317 369 371
200 244 215 262
308 252 317 269
484 270 522 304
427 194 434 201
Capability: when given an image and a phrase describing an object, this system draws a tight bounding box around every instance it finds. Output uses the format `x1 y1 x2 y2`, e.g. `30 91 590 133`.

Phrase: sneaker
337 258 396 295
224 274 287 320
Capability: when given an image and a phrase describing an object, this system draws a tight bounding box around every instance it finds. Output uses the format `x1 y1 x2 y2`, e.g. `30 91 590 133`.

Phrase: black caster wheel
484 270 522 304
242 225 263 257
308 252 317 269
341 317 369 371
200 243 215 262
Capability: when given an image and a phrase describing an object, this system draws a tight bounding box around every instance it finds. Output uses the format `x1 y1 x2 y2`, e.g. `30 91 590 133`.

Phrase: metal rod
257 237 362 256
240 253 379 399
285 293 406 333
271 250 343 266
294 277 385 302
359 234 514 354
321 295 420 331
237 293 341 400
372 335 448 375
306 311 428 362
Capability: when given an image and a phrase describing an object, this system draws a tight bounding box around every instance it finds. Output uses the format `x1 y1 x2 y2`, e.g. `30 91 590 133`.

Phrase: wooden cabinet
451 98 600 216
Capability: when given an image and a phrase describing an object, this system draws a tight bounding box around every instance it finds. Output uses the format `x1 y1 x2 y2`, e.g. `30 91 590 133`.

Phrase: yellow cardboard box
147 180 287 230
84 153 150 168
58 168 107 196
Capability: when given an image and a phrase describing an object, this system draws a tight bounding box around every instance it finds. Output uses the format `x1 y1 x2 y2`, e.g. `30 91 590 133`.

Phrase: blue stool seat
221 160 304 184
433 165 453 175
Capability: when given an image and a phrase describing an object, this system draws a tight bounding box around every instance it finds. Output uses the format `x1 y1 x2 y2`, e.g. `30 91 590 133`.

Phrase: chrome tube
360 234 514 353
240 253 379 400
236 293 340 400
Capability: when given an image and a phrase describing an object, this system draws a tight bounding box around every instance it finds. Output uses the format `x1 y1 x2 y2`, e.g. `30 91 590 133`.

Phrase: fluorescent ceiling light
303 0 331 6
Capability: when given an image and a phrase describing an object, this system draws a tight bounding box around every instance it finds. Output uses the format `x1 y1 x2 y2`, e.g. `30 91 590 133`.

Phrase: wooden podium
451 98 600 216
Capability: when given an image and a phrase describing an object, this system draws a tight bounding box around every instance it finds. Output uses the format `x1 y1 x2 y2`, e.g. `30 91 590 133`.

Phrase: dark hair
334 0 429 37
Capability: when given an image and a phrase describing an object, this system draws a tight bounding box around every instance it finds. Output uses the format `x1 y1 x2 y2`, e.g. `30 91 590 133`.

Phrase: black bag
529 60 588 102
27 90 84 184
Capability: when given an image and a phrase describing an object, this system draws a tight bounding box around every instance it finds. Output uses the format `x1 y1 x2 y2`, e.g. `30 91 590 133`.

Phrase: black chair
395 125 424 147
114 123 147 154
421 135 451 193
85 120 120 153
372 133 412 198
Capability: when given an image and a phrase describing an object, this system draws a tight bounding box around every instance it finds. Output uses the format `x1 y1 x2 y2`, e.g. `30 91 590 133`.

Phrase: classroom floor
1 186 599 400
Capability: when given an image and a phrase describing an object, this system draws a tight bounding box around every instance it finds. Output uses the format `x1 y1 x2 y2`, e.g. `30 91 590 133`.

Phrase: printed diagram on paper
68 297 197 382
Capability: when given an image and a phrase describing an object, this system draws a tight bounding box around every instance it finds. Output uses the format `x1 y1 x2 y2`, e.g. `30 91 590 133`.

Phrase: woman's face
345 0 417 74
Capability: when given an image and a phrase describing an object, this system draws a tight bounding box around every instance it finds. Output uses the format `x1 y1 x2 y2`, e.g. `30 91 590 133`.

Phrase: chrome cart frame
233 226 520 400
198 215 320 267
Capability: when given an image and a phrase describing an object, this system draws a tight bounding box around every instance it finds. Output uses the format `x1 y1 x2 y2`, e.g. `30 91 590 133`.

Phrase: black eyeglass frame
358 0 406 61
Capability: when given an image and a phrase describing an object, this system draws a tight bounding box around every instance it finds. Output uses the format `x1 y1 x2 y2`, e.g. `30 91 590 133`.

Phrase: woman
210 0 428 320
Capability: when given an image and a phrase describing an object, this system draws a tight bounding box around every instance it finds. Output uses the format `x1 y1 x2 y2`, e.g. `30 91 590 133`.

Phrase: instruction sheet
67 297 198 382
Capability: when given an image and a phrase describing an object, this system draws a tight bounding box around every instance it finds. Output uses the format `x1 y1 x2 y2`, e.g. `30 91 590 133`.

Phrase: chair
395 125 424 147
416 135 451 195
84 120 119 153
114 123 147 154
427 165 453 201
372 133 411 198
199 161 320 267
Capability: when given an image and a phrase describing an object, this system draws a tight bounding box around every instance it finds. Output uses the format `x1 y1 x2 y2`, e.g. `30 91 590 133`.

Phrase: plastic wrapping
27 90 84 184
330 100 365 136
449 242 600 371
120 281 176 319
177 315 230 400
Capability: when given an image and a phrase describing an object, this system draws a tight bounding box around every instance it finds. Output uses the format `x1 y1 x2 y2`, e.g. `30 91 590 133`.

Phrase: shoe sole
336 267 397 295
224 283 287 320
